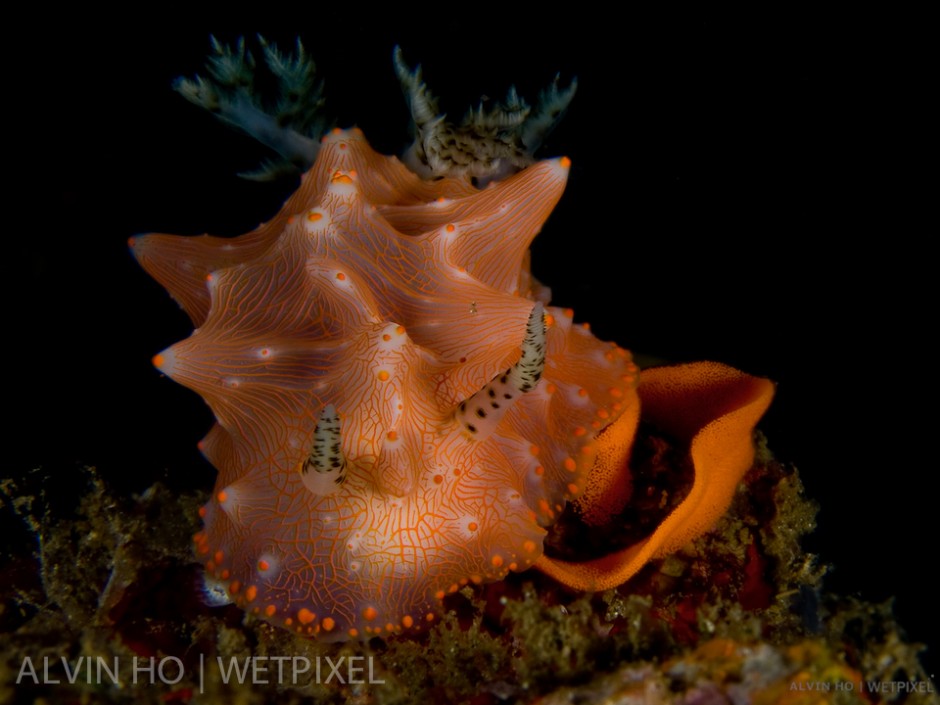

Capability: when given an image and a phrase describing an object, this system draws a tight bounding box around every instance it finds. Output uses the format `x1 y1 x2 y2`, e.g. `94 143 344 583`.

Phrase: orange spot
581 322 591 330
205 560 216 572
322 617 336 631
560 156 572 169
605 351 615 361
435 590 445 600
387 430 398 441
597 408 610 419
573 426 587 437
330 127 342 135
220 569 230 579
198 506 207 518
523 540 537 553
216 490 228 503
265 605 277 617
396 325 405 335
563 308 574 318
563 457 577 472
538 499 551 514
491 555 503 568
534 465 544 476
383 333 391 341
529 444 540 456
205 273 213 282
362 606 378 621
426 613 435 622
546 383 557 394
445 224 455 232
578 388 588 397
402 615 414 629
287 216 295 224
377 370 390 381
433 474 443 484
385 622 395 633
331 171 353 184
284 617 293 627
245 585 258 602
545 313 555 326
257 559 270 571
467 522 478 532
214 550 224 565
610 387 623 398
581 444 593 455
298 608 316 625
152 354 164 368
348 628 359 637
470 575 482 584
229 580 241 594
336 272 346 281
197 544 210 555
339 142 347 150
448 583 459 594
307 211 323 222
567 483 580 495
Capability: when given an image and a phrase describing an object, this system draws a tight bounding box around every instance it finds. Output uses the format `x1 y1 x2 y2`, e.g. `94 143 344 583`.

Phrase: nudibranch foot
535 362 775 592
174 35 327 180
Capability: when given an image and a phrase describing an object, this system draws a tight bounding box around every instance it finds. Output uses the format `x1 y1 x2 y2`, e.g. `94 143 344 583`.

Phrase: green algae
1 447 935 704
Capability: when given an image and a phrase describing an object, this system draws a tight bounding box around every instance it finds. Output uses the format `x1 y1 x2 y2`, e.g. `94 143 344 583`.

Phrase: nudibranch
131 41 772 641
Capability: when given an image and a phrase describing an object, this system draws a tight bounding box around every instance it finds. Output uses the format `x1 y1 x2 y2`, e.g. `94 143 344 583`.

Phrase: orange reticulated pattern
132 129 637 641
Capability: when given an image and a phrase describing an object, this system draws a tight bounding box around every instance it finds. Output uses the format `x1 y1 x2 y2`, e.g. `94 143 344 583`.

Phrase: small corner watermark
789 677 935 695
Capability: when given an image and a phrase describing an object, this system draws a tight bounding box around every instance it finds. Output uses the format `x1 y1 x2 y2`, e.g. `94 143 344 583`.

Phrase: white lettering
251 657 269 684
97 656 120 685
323 656 345 684
292 656 310 684
217 657 251 684
133 657 154 684
158 656 184 685
368 657 386 684
16 657 38 685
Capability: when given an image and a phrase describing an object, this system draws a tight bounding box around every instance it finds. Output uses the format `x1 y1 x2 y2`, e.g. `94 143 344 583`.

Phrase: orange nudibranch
135 128 773 641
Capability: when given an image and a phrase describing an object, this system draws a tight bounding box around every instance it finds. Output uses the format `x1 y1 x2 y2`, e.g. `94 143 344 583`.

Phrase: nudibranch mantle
131 128 640 640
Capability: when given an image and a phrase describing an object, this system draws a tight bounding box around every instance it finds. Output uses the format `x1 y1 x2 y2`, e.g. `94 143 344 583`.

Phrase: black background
8 8 934 674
